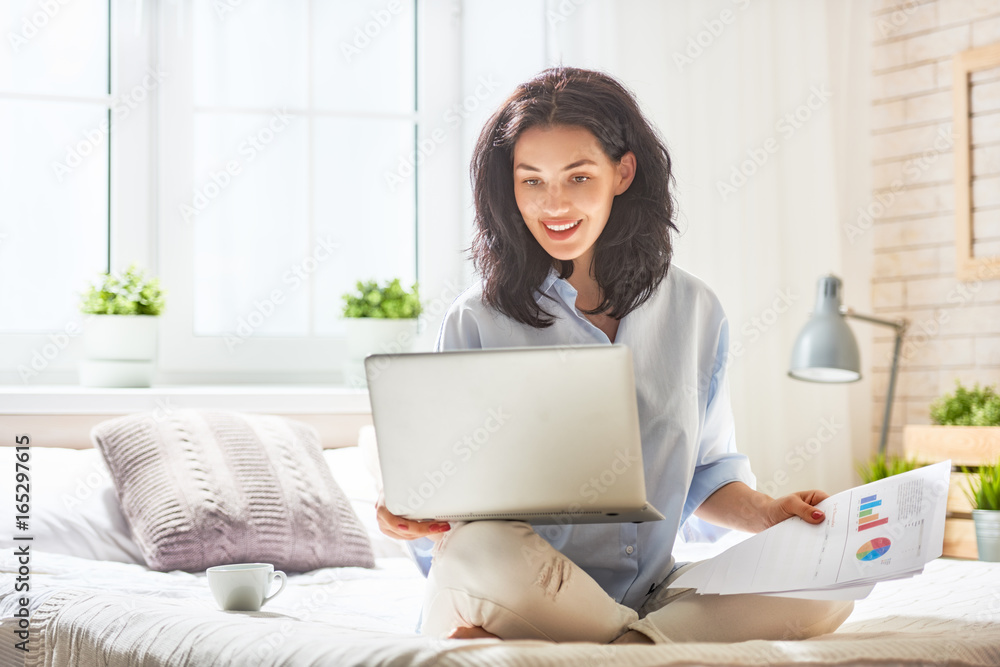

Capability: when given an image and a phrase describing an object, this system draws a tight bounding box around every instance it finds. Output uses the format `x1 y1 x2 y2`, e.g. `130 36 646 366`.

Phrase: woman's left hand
760 489 829 531
694 482 831 533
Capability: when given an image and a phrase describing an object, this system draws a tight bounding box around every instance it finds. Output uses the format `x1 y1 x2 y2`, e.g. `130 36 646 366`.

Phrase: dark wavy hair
468 66 678 328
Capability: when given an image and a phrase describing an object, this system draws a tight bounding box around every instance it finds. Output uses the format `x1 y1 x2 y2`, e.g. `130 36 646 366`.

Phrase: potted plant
855 453 928 484
78 264 165 387
903 380 1000 559
962 457 1000 562
340 278 421 388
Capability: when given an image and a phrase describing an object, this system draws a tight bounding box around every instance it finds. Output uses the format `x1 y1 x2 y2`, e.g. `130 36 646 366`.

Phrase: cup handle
264 570 287 605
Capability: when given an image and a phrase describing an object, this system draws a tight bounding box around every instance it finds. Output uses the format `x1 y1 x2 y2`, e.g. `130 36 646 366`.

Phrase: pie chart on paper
856 537 891 561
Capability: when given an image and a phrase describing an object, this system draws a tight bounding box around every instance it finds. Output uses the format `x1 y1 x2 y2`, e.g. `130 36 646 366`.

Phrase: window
0 1 111 334
1 1 537 385
0 0 156 384
155 0 474 383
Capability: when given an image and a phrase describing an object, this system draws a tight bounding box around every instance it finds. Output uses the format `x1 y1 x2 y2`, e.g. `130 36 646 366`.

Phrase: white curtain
543 0 874 496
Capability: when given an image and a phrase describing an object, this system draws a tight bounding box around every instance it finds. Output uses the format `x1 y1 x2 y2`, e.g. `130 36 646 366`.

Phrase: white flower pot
973 509 1000 562
79 315 159 387
343 318 419 388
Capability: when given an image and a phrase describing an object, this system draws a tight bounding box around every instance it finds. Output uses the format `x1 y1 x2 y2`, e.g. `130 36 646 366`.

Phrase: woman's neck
564 258 604 314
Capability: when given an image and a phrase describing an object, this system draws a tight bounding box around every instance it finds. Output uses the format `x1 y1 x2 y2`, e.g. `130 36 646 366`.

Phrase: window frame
0 0 154 384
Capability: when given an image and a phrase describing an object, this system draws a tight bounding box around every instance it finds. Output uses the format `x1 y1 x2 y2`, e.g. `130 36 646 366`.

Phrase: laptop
365 344 665 525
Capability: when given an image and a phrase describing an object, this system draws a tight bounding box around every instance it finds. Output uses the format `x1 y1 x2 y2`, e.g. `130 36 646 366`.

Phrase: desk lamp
788 275 908 457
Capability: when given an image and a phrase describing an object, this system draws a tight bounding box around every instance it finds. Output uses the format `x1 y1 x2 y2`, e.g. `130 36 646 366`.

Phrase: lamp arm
840 308 909 458
841 307 908 334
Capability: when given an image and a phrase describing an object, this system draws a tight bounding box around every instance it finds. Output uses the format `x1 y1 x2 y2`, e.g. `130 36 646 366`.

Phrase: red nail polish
812 511 824 520
397 523 409 530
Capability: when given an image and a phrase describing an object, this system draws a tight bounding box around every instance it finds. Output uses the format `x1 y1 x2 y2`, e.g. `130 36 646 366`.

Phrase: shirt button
625 545 634 555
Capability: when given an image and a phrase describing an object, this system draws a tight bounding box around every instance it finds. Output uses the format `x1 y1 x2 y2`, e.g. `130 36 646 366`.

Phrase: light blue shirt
407 264 756 611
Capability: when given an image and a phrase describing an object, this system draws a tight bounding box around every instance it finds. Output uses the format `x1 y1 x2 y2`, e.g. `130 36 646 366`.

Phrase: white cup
206 563 287 612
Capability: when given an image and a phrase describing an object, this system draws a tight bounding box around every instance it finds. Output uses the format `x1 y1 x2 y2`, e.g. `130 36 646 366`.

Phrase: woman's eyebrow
514 159 598 172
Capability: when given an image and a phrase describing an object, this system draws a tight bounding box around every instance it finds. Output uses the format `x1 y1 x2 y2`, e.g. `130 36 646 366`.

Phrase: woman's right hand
376 490 451 540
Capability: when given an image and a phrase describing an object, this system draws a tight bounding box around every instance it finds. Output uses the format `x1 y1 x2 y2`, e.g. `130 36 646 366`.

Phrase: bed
2 413 999 667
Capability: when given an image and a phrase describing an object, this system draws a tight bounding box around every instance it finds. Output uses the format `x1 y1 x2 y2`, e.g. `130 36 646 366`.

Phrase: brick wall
870 0 1000 453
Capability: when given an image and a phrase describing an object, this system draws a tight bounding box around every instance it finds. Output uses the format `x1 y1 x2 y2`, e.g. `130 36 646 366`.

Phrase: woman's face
512 124 635 272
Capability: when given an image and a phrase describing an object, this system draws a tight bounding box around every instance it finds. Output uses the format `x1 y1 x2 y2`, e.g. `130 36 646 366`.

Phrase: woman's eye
523 178 540 186
572 175 590 183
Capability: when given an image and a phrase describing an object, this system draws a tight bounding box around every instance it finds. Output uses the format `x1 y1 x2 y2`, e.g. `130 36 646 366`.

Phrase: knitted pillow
91 410 375 573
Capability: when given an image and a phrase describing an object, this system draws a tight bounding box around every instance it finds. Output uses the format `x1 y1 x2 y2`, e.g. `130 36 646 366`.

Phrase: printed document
672 460 951 599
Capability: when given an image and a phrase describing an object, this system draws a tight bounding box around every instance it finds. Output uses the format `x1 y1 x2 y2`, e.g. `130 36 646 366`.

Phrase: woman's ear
614 151 637 195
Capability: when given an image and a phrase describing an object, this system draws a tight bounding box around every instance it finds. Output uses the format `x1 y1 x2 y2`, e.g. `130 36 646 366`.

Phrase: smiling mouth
543 220 581 232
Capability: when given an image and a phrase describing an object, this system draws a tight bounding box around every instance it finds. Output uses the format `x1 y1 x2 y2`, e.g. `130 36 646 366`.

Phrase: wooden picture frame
953 43 1000 282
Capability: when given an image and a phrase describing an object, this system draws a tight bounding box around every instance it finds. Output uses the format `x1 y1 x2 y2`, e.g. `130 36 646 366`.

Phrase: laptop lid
365 344 664 524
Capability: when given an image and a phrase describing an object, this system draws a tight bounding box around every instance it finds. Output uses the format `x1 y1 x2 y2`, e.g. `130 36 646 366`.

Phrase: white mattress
3 549 1000 667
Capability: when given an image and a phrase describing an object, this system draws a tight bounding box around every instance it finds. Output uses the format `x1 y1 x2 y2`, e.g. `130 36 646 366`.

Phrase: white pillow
0 447 145 563
322 445 407 559
0 443 407 563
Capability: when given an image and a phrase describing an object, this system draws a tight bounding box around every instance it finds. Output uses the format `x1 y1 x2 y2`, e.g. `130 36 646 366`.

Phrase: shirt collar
540 265 579 309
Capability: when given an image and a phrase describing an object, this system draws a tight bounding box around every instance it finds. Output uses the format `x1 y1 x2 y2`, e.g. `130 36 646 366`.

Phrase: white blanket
3 550 1000 666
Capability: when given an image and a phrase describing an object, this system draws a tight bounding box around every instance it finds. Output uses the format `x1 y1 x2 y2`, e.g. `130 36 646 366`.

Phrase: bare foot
447 626 501 640
610 630 654 644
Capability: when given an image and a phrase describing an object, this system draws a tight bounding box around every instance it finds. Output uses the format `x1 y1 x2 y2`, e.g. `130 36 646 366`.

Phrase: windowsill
0 384 370 415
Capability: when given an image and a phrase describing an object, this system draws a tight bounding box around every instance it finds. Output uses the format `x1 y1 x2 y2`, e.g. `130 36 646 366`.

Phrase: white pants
420 520 855 644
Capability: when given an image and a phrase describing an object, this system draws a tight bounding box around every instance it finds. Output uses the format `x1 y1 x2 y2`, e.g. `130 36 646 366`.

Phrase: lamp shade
788 275 860 383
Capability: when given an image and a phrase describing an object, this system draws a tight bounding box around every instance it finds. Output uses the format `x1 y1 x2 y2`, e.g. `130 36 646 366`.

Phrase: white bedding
3 443 1000 666
3 548 1000 666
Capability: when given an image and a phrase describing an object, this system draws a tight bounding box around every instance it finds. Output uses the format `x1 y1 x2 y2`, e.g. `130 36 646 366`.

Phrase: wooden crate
903 425 1000 560
903 425 1000 466
943 517 978 560
948 471 977 514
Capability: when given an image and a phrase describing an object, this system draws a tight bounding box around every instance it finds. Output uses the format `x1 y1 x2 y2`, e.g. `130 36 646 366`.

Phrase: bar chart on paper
670 461 951 599
857 494 888 531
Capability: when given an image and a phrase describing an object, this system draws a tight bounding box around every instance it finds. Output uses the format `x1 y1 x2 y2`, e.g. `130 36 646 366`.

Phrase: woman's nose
540 184 570 216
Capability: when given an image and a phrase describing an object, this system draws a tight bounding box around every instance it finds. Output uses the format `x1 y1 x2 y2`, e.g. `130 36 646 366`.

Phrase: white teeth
545 221 580 232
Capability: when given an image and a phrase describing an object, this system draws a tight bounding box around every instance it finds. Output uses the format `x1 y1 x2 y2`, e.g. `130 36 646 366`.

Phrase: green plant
855 453 928 484
80 264 165 316
341 278 421 319
962 458 1000 511
929 380 1000 426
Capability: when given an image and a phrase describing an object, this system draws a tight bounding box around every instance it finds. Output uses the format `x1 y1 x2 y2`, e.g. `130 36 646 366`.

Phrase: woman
376 66 854 644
